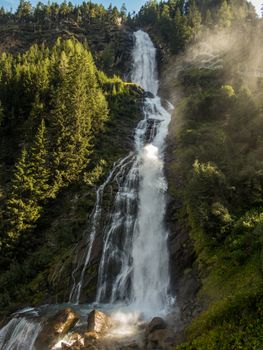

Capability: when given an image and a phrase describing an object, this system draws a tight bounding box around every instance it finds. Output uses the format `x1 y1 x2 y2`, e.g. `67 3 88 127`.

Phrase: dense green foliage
133 0 256 53
0 37 142 314
0 0 126 26
0 1 262 349
166 21 263 349
0 1 131 78
0 39 108 242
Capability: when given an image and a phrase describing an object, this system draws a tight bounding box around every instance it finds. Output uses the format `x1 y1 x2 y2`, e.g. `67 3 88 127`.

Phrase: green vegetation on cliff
133 0 256 53
0 0 262 348
0 0 130 76
133 0 263 348
0 36 143 315
165 20 263 350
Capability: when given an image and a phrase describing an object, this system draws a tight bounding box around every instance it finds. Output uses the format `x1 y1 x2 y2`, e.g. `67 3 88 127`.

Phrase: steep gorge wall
157 26 263 348
159 57 202 332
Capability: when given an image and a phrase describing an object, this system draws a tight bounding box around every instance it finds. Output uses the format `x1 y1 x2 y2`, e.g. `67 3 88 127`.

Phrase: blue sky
93 0 261 15
91 1 144 14
0 0 261 16
0 0 145 12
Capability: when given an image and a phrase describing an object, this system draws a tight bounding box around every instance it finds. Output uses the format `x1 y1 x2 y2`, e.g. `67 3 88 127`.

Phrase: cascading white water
69 154 134 304
127 30 171 315
131 31 159 96
95 156 139 303
69 30 172 317
95 30 172 317
0 29 173 350
0 317 41 350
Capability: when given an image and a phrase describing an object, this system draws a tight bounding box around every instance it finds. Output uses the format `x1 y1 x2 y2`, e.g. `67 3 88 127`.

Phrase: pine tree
187 0 202 32
5 120 51 240
6 148 40 239
218 0 233 28
171 9 192 53
159 4 172 41
16 0 32 22
204 9 213 28
49 40 108 189
120 3 127 20
29 119 51 200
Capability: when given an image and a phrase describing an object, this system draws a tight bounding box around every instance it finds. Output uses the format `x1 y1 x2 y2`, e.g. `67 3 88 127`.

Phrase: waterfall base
0 304 179 350
52 305 179 350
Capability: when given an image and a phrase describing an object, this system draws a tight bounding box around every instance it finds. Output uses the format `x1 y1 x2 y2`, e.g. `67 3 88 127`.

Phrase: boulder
68 333 83 342
35 308 79 349
84 331 99 340
143 91 155 99
85 345 99 350
84 334 101 350
61 340 84 350
145 317 167 335
61 333 85 350
87 310 111 334
146 328 170 349
84 331 99 349
145 317 174 350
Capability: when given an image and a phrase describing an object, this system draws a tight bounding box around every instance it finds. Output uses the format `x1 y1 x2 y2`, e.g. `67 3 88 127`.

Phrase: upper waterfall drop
131 30 159 95
95 29 172 318
129 30 171 316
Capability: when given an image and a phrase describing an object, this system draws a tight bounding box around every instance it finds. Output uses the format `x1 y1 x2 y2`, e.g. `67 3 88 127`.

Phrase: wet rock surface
158 55 204 336
119 342 140 350
35 308 79 349
87 310 112 334
144 317 177 350
143 91 155 98
145 317 167 335
30 307 181 350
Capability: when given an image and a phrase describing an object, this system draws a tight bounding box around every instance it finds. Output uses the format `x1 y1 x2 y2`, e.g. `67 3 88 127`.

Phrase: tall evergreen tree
50 40 108 189
217 0 233 28
29 119 51 200
5 119 50 240
16 0 32 22
187 0 202 32
5 148 40 240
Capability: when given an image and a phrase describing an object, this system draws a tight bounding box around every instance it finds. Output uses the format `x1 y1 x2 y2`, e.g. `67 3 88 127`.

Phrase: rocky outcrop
57 310 112 350
60 332 99 350
61 340 84 350
158 51 203 338
145 317 167 335
87 310 112 334
144 317 176 350
35 308 79 349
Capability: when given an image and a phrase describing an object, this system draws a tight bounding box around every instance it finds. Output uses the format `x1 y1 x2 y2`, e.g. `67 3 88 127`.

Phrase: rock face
158 55 203 330
143 91 155 99
145 317 167 335
61 340 84 350
35 308 79 349
144 317 175 350
87 310 111 334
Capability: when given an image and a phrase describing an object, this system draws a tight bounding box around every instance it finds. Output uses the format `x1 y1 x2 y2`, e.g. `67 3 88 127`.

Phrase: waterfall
0 29 173 350
0 317 42 350
95 30 172 317
69 154 134 304
69 30 172 312
68 30 172 317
